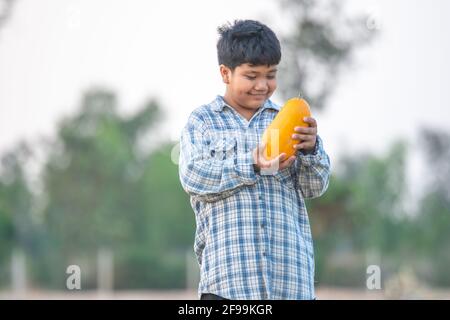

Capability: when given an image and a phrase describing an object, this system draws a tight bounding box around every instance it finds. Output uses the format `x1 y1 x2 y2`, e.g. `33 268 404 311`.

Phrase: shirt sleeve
178 114 258 203
293 135 331 199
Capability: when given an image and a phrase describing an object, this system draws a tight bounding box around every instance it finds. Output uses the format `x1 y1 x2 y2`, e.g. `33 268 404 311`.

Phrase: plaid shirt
179 95 331 300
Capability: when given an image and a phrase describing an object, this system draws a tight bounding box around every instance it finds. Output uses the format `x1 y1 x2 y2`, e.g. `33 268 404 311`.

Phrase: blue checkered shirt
179 95 331 300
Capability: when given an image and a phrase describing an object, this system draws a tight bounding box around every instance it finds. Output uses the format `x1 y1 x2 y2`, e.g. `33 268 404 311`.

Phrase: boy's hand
292 117 318 153
252 143 296 173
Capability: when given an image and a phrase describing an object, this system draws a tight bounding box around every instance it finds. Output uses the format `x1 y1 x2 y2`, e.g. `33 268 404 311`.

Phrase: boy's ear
220 64 231 84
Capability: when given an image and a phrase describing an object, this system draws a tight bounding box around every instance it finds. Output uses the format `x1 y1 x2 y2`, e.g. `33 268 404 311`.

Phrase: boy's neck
223 94 260 122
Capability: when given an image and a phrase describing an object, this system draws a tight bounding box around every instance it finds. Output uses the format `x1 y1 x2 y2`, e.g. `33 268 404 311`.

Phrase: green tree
278 0 376 110
116 144 194 289
41 89 161 287
0 143 38 286
40 88 195 289
414 129 450 286
308 141 409 285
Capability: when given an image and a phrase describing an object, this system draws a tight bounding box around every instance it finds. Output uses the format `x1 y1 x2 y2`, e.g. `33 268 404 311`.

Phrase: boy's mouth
248 93 267 99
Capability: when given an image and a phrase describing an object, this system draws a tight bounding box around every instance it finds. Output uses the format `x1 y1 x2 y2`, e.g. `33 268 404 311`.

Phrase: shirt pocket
209 136 236 161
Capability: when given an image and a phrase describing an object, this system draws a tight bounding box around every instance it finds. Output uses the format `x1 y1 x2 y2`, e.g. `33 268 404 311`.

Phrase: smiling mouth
249 93 267 97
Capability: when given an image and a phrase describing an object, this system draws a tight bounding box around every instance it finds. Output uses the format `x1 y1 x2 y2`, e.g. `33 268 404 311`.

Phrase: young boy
179 20 331 300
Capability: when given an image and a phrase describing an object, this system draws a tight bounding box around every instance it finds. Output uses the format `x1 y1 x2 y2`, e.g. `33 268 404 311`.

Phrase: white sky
1 0 449 208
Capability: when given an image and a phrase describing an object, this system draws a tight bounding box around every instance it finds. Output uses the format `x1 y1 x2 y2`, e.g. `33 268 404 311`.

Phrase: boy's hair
217 20 281 70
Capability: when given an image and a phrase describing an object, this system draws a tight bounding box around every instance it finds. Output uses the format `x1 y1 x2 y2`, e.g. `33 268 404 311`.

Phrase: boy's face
220 63 278 113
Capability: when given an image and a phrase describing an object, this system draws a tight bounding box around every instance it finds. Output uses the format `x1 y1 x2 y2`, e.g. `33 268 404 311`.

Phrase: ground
2 287 450 300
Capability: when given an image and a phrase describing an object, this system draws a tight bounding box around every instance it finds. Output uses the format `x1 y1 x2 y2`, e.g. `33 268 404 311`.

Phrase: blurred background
1 0 450 299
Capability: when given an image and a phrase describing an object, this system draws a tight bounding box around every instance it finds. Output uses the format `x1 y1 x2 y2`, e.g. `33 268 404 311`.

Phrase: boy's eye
267 75 276 79
245 75 256 80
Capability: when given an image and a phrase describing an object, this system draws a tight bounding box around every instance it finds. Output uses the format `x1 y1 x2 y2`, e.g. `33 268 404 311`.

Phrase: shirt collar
211 95 280 112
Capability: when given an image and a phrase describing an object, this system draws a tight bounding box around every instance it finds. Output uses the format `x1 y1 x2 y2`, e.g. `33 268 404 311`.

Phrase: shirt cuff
297 136 324 167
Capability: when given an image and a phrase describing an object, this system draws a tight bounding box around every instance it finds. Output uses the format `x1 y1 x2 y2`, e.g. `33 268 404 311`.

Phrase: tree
40 88 195 289
278 0 376 110
307 141 409 285
414 128 450 285
39 89 161 287
0 143 38 286
0 0 17 33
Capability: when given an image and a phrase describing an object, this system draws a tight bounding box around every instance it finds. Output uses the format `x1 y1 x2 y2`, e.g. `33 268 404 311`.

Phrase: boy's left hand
292 117 318 153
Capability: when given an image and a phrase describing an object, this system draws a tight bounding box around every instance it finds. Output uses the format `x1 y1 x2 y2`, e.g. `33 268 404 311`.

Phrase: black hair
217 20 281 70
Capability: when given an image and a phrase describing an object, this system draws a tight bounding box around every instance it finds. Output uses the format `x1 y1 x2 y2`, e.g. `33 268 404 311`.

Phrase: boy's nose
254 80 268 91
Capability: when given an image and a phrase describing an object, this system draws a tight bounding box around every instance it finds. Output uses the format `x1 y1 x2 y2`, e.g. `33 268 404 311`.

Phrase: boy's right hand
252 142 296 174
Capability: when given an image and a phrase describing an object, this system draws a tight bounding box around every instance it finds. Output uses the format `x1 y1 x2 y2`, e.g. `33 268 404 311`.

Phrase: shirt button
258 195 263 200
262 252 267 257
260 223 265 228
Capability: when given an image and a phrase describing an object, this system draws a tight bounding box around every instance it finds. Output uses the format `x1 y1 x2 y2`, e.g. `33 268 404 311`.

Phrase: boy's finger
280 156 296 169
278 153 287 162
292 134 310 141
294 127 316 134
286 156 296 165
280 155 295 163
294 143 307 150
303 117 317 127
296 141 316 151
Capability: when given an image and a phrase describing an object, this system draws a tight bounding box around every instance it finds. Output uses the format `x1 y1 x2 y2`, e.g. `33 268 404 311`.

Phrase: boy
179 20 330 300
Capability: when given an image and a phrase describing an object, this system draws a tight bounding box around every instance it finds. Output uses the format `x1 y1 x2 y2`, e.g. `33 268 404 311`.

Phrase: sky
1 0 449 208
